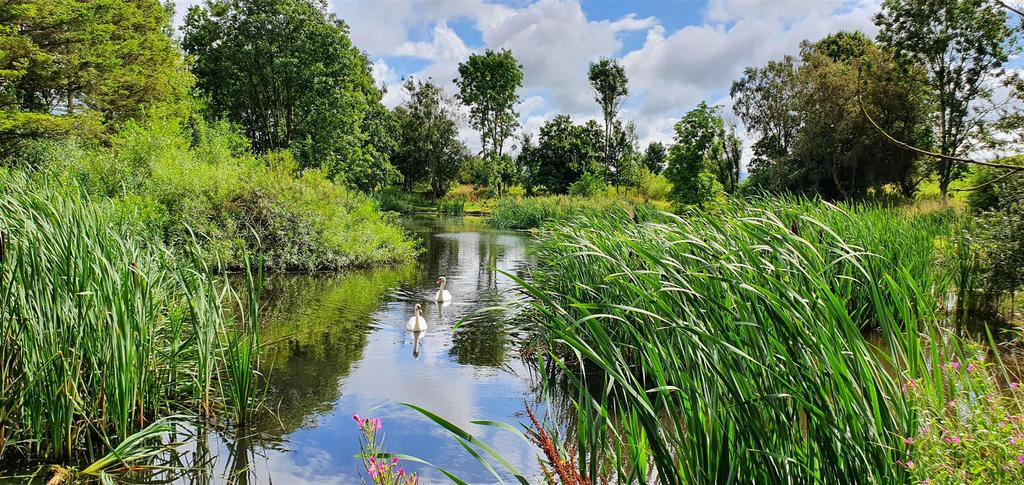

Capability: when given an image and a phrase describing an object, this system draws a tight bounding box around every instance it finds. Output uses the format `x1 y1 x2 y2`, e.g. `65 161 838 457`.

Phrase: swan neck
439 279 446 291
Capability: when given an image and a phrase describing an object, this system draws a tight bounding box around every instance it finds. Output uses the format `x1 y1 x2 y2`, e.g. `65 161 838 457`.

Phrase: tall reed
0 176 264 469
513 197 955 483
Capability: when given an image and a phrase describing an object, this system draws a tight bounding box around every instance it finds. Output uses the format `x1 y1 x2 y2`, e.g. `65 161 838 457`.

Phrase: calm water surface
182 215 542 484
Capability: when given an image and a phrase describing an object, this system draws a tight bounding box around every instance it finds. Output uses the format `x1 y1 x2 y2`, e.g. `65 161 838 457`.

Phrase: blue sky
174 0 883 153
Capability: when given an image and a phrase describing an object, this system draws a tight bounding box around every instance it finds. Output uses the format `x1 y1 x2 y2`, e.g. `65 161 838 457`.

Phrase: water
182 215 542 484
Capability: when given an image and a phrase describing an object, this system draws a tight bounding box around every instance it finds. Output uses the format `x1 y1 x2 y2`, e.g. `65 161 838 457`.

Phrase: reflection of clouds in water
181 217 542 484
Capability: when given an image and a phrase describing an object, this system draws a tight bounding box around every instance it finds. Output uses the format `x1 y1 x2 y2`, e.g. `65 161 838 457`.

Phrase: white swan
435 276 452 302
406 303 427 331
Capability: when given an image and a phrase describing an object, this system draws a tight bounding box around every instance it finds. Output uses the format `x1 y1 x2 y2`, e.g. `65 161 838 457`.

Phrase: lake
177 215 542 484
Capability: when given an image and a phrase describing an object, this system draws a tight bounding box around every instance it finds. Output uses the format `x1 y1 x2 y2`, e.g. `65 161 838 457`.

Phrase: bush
904 355 1024 483
637 169 672 200
435 196 467 215
568 172 607 197
487 195 646 230
17 118 417 271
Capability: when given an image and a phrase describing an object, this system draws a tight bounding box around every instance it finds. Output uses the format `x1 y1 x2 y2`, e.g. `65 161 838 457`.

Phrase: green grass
0 175 264 470
435 195 467 216
506 197 958 483
486 195 664 230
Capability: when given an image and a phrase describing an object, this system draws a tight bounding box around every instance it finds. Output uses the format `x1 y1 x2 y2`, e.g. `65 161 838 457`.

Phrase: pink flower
398 467 406 477
1012 437 1018 445
944 436 961 445
373 417 382 430
904 437 914 445
906 460 915 469
949 361 961 371
1017 455 1024 464
392 457 399 464
1012 382 1020 390
967 362 977 372
369 457 376 464
903 379 919 392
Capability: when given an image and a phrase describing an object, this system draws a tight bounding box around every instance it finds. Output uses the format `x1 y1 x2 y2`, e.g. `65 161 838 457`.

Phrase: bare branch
951 169 1023 191
857 67 1024 172
997 0 1024 17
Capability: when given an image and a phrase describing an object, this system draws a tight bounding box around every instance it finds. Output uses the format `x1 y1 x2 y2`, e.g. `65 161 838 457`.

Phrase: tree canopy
876 0 1017 200
521 115 603 194
1 0 191 153
665 101 725 206
455 49 523 162
182 0 397 191
733 31 932 199
392 78 468 199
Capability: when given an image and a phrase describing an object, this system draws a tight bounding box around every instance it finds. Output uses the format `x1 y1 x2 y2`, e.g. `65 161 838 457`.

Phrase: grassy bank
486 195 667 230
512 198 957 483
18 118 417 272
0 179 262 473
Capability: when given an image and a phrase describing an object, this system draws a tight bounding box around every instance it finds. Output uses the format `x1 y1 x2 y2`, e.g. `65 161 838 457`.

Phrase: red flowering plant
354 415 419 485
902 356 1024 484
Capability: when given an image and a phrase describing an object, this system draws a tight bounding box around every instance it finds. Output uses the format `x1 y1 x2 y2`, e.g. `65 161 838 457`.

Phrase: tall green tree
718 126 743 193
644 141 667 174
0 0 191 153
665 102 725 206
392 78 468 199
733 31 931 200
182 0 397 191
522 115 603 194
876 0 1017 200
588 58 629 177
731 55 801 183
454 49 523 194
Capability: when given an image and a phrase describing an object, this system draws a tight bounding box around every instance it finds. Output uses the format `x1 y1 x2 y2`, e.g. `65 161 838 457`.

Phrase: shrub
435 196 467 215
637 169 672 200
18 118 417 271
568 172 607 197
904 354 1024 484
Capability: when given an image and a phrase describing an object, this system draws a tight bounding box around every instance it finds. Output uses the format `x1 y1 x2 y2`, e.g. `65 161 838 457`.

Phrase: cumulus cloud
176 0 886 165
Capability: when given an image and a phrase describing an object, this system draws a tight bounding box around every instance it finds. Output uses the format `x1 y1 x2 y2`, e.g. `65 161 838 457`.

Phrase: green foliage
665 101 725 206
588 57 629 172
182 0 398 191
486 195 644 230
435 196 467 216
393 78 468 198
734 31 931 199
520 115 604 194
455 49 523 165
637 168 672 201
643 141 667 174
20 118 416 271
876 0 1018 199
0 0 192 152
0 178 262 463
904 356 1024 484
520 197 954 483
965 167 1024 303
568 172 607 197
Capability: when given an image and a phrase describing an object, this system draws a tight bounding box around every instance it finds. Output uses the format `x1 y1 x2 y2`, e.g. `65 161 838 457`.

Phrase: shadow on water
154 215 543 485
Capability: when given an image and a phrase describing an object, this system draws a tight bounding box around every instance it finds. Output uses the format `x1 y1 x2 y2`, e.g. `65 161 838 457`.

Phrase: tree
588 58 629 176
182 0 397 191
0 0 191 153
665 102 725 206
718 126 743 193
523 115 603 194
606 120 642 192
731 56 801 170
876 0 1017 200
454 49 523 194
392 78 469 199
732 31 931 200
644 142 668 174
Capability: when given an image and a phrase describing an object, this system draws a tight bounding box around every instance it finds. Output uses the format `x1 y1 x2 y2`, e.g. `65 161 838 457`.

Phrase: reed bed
0 177 263 471
513 197 957 483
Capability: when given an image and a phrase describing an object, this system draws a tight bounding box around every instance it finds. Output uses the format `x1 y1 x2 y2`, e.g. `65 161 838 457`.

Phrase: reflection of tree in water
254 265 417 438
450 312 509 367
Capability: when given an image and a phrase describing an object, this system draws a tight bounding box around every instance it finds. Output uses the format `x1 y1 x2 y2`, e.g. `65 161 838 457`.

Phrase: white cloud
176 0 886 167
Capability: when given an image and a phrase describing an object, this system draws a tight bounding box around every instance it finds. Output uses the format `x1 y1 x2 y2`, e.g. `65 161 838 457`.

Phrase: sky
172 0 885 157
